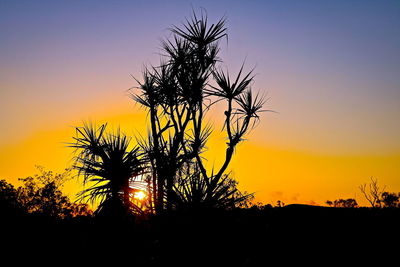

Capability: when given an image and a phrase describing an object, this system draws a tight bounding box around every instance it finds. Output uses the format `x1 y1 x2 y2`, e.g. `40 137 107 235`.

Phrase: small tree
359 177 385 208
276 200 285 207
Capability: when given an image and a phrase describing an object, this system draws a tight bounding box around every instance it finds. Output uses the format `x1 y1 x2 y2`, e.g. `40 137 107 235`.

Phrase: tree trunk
150 106 164 213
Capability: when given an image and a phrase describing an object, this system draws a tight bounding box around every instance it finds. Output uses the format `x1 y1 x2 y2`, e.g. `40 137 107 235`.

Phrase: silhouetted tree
326 200 333 207
1 166 92 218
381 192 400 208
359 177 385 208
132 11 266 212
17 166 71 216
70 122 147 216
0 179 22 214
276 200 285 207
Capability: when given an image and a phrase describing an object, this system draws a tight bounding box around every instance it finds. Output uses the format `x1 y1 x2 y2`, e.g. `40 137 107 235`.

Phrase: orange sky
1 98 398 207
1 1 399 207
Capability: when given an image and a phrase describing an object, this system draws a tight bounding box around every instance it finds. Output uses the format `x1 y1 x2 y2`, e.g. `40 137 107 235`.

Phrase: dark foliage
2 169 399 264
0 167 92 219
326 198 358 208
0 179 23 214
381 192 400 208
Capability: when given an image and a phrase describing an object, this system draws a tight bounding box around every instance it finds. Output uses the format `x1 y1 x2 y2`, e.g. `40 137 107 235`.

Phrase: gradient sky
1 0 399 206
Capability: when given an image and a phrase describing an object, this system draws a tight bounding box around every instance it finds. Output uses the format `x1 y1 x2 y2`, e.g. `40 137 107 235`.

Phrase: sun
134 191 146 201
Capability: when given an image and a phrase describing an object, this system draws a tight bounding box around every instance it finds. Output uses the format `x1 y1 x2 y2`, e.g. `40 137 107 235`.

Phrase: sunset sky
1 0 399 206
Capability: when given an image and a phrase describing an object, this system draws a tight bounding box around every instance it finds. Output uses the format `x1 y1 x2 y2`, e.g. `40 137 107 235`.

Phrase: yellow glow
0 102 399 208
134 191 146 201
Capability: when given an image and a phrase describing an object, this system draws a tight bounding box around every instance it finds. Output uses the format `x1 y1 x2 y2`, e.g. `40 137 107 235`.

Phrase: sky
1 0 399 206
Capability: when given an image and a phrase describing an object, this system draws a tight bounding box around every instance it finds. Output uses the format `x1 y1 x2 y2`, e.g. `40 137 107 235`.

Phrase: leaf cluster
70 122 147 214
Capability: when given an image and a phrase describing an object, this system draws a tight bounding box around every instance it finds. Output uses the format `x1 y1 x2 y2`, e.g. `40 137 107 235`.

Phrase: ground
2 205 399 265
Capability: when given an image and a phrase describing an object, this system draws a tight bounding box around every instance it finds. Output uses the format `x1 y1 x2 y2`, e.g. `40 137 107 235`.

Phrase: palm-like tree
70 122 147 216
132 11 266 211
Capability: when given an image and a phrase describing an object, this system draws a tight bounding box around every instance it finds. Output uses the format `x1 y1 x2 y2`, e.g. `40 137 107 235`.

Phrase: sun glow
134 191 146 201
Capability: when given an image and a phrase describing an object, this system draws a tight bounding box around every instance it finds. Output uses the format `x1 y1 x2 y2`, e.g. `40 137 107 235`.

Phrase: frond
236 90 267 129
130 67 160 108
171 11 227 47
207 64 254 100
